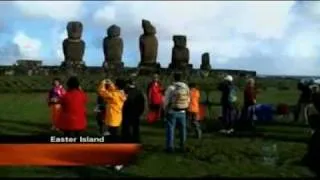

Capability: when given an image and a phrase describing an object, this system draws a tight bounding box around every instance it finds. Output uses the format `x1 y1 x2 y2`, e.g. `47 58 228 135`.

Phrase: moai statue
169 35 192 71
200 52 212 71
102 24 124 72
138 19 160 75
61 21 86 73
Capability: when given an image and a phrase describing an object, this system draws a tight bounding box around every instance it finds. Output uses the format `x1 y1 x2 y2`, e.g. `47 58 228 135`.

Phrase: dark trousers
187 112 202 139
239 104 255 130
107 126 120 142
63 130 82 137
165 110 187 150
303 130 320 177
222 104 237 130
96 110 106 135
294 101 308 123
121 117 140 143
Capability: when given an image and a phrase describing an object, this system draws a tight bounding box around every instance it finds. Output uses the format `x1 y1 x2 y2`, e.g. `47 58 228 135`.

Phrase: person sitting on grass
47 78 65 131
97 78 127 171
187 82 202 139
57 76 87 137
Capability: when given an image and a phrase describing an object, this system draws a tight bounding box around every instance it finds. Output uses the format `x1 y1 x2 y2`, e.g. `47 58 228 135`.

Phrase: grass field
0 89 315 177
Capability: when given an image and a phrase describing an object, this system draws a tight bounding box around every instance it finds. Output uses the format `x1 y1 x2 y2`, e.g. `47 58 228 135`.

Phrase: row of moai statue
61 20 212 75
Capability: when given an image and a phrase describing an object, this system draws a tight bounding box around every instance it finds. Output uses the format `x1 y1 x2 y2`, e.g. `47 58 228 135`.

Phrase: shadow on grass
0 118 52 135
0 117 103 136
255 121 309 128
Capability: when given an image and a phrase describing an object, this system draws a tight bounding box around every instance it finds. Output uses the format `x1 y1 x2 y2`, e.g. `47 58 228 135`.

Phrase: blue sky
1 1 320 75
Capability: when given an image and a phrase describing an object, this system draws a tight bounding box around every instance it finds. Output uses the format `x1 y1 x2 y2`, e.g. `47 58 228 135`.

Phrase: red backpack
149 83 163 105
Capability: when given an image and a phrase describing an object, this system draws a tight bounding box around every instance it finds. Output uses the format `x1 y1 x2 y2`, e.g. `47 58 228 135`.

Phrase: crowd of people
46 72 320 174
47 72 265 149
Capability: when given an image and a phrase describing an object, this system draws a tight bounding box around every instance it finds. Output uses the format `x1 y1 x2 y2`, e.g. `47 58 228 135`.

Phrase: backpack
228 86 237 103
171 83 190 109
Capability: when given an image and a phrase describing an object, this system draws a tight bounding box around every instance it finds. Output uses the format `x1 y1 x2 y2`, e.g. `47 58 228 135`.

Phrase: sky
0 1 320 75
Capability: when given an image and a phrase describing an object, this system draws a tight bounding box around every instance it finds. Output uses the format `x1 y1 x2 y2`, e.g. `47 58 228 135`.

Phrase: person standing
294 79 313 123
94 94 108 136
97 78 127 142
122 77 146 143
98 78 127 171
57 76 87 137
163 72 190 152
188 83 202 139
47 78 66 131
146 74 164 124
218 75 238 134
239 78 257 130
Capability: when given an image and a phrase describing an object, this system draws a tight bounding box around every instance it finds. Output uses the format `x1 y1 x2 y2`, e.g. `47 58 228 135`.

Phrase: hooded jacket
98 81 127 127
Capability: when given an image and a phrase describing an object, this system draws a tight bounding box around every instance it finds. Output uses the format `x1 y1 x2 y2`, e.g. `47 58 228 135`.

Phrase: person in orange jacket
97 78 127 141
188 83 202 139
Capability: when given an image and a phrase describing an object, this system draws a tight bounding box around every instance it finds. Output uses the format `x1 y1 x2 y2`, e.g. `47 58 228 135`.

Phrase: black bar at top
0 135 137 144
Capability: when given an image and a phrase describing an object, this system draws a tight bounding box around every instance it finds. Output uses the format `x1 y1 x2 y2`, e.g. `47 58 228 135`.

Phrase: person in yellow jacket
97 78 127 141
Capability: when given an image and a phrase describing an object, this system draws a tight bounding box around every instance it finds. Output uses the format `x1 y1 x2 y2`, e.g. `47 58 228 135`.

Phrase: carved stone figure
138 19 160 75
200 52 212 70
61 21 86 72
103 24 124 72
169 35 192 71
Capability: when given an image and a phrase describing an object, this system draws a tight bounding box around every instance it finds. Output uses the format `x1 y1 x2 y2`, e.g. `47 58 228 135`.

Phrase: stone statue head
173 35 187 48
202 53 210 64
107 24 121 38
66 21 83 39
142 19 156 35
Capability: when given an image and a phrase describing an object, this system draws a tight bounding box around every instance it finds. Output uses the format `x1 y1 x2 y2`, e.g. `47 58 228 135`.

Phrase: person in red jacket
146 74 164 124
239 78 257 131
57 76 88 137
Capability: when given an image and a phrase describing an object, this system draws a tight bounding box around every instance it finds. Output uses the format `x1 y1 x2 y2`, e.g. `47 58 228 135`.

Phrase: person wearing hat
218 75 238 134
121 75 146 143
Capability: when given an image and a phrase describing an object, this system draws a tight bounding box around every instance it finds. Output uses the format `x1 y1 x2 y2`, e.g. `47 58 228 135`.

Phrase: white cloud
93 5 116 24
6 1 320 75
300 1 320 21
13 1 84 21
57 31 67 62
12 31 42 59
92 1 296 68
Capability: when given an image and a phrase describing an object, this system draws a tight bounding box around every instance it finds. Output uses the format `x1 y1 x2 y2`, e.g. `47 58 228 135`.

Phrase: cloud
13 1 85 21
92 1 297 71
2 1 320 75
13 31 42 60
0 42 20 65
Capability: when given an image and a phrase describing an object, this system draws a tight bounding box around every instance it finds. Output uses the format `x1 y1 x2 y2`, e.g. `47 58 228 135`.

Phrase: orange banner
0 144 141 166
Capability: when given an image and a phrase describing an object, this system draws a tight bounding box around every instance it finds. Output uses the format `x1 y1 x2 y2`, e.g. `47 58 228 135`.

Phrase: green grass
0 90 315 177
